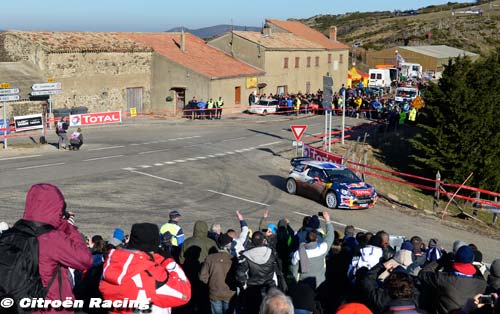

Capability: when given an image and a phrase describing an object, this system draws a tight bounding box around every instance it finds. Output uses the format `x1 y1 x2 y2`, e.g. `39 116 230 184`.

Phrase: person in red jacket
22 183 93 313
100 223 191 314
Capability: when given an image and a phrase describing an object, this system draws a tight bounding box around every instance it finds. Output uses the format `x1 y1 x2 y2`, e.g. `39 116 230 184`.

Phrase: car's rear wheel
325 191 338 209
286 178 297 195
262 110 268 116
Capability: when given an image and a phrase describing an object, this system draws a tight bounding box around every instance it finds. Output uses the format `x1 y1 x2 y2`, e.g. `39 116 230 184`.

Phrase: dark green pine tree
410 49 500 192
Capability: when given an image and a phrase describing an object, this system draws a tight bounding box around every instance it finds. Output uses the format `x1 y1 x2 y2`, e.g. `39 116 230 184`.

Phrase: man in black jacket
419 245 487 314
236 231 280 314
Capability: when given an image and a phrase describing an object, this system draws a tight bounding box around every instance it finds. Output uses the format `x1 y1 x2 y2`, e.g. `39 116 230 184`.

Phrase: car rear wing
290 157 312 167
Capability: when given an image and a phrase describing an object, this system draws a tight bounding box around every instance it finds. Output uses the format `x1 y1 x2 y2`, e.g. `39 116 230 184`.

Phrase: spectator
336 303 372 314
56 117 69 149
199 233 236 314
23 184 92 311
290 215 324 253
486 259 500 294
419 245 487 314
227 211 250 258
180 220 218 265
160 210 185 260
100 223 191 313
259 288 294 314
344 225 356 239
383 271 425 314
108 227 125 247
291 211 334 289
197 99 207 119
236 231 282 314
288 284 322 314
208 223 222 243
69 127 83 150
0 221 8 235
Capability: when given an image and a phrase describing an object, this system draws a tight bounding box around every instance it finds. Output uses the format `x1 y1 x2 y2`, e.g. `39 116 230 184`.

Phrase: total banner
303 144 343 164
70 111 122 126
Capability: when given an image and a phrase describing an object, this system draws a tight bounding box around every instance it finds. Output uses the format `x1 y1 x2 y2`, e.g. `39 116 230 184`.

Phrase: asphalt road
1 114 499 263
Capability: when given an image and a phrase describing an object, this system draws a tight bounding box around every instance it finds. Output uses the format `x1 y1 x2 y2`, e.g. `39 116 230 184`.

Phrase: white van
248 99 278 115
368 68 398 88
400 62 422 79
395 87 419 104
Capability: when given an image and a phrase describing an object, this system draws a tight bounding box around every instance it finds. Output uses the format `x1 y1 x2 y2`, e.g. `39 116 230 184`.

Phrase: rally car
285 158 377 209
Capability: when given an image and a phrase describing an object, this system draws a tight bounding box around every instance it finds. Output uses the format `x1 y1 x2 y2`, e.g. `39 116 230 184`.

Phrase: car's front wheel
325 191 338 209
286 178 297 195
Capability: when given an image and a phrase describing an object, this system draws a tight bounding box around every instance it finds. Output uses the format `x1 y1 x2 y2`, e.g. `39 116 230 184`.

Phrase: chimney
180 29 186 52
329 26 337 41
262 23 272 37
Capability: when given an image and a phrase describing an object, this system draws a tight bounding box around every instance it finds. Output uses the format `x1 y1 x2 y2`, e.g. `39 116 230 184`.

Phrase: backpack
0 219 60 312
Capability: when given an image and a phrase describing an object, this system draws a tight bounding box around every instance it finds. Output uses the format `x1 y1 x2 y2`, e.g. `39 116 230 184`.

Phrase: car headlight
340 189 351 196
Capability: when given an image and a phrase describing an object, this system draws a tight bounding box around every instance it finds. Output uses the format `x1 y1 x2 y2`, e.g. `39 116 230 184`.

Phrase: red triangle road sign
291 125 307 141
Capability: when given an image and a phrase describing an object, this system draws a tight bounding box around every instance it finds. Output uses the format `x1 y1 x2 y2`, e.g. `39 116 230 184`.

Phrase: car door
303 167 322 199
308 168 329 201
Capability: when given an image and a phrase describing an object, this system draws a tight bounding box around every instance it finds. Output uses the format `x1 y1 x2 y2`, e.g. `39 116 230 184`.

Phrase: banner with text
70 111 122 126
303 144 343 164
14 114 44 132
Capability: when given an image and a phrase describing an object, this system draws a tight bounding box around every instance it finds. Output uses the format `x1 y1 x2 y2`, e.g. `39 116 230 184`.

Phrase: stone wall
0 33 48 69
1 101 46 119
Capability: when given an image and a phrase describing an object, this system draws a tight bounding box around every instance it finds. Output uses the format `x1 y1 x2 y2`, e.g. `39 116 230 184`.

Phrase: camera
318 212 324 217
479 295 492 305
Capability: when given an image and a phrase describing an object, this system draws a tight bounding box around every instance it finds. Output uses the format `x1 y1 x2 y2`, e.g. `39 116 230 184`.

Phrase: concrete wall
209 34 265 69
209 77 259 112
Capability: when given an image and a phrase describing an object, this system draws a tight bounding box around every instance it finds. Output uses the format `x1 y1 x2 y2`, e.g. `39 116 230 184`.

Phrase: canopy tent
347 67 369 88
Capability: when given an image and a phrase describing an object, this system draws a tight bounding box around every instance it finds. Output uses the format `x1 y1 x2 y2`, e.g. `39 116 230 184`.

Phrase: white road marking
195 156 207 160
164 161 176 164
130 143 141 146
186 158 197 161
293 211 368 232
131 171 183 185
312 132 322 136
83 155 124 162
226 152 235 155
140 165 152 168
235 149 245 153
173 159 186 163
207 155 216 158
215 153 226 156
88 146 125 151
154 163 164 166
0 154 41 161
139 149 168 155
122 167 137 171
17 162 65 170
259 141 282 147
206 190 270 207
221 136 247 142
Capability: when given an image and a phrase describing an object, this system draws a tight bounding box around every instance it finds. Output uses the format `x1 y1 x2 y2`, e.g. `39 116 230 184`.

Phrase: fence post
493 197 498 225
362 150 368 182
473 191 480 217
433 171 441 214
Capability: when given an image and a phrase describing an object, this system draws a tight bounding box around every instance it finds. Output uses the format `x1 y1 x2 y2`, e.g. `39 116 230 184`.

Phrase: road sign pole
342 90 346 145
324 110 328 148
328 110 332 152
48 95 53 130
3 102 7 149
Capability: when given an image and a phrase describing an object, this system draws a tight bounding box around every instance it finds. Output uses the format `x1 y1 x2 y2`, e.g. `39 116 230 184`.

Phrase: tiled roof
399 45 479 59
232 31 324 50
266 19 349 50
5 31 152 53
117 32 264 79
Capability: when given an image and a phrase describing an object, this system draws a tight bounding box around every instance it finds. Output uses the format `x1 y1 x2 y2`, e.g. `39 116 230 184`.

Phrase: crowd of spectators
1 184 499 314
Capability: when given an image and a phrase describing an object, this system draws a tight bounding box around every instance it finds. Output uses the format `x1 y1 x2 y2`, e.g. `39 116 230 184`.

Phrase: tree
410 49 500 192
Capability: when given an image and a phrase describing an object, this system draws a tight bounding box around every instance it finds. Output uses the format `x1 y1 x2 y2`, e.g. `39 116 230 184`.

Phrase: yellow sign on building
246 77 257 89
0 83 10 89
412 96 424 109
48 78 55 83
130 107 137 118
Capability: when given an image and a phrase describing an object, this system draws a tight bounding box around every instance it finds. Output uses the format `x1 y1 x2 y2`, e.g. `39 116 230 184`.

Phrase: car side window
308 167 320 179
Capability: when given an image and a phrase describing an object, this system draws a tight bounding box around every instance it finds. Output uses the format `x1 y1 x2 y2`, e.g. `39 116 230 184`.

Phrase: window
328 54 332 64
235 86 241 104
306 56 311 68
295 57 300 68
339 54 344 64
277 85 288 95
315 56 320 67
306 81 311 94
283 57 289 69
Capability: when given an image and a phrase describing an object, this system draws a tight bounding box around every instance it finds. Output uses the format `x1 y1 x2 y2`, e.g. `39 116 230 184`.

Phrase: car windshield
396 89 417 98
325 168 361 183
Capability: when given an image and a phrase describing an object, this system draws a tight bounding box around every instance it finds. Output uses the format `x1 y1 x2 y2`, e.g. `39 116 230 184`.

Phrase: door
235 86 241 105
127 87 143 112
303 167 325 199
171 88 186 110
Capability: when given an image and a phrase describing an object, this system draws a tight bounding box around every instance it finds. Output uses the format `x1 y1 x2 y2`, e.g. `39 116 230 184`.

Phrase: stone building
0 30 264 115
0 31 154 114
208 19 349 94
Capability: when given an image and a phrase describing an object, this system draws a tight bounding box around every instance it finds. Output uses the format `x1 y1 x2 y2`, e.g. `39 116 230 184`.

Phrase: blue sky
1 0 471 31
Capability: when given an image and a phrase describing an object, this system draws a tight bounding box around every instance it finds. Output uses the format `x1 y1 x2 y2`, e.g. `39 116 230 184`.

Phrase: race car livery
286 157 377 209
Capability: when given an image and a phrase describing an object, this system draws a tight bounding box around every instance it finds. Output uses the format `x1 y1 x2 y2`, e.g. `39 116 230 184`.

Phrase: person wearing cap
199 233 236 314
160 210 185 260
108 228 125 248
486 259 500 294
100 223 191 314
419 245 487 314
291 211 334 289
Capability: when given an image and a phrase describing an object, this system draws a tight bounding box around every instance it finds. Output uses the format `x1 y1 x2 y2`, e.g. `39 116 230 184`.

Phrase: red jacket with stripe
100 248 191 313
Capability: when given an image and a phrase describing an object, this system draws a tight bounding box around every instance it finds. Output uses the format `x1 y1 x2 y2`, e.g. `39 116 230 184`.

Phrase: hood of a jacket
23 183 65 228
193 220 208 238
243 246 272 264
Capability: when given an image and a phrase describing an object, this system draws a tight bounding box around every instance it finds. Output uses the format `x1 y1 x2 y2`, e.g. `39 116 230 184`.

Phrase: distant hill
299 0 499 57
167 24 261 39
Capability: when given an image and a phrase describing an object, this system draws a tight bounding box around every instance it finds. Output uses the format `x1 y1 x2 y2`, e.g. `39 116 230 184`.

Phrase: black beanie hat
288 284 316 311
128 223 160 253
